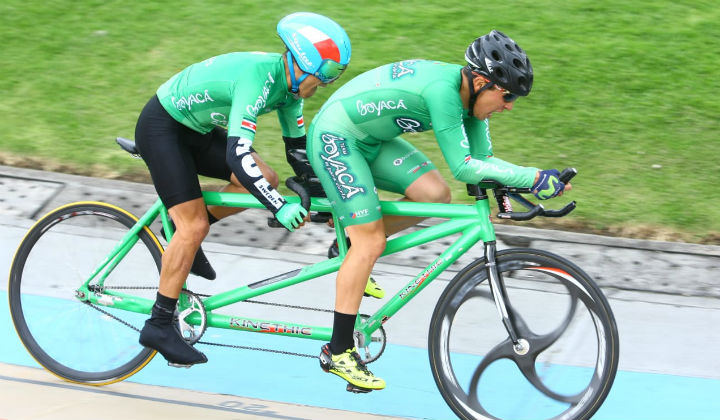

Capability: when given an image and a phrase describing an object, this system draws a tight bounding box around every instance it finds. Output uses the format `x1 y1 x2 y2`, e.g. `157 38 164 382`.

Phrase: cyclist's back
156 52 302 138
313 60 486 149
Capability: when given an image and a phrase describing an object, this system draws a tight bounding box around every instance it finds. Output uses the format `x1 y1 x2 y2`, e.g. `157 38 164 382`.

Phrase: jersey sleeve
277 98 306 137
464 117 493 158
224 81 288 213
425 83 537 188
227 82 264 141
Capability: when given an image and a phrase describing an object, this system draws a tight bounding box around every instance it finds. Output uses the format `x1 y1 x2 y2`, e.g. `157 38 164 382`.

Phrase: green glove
274 202 308 232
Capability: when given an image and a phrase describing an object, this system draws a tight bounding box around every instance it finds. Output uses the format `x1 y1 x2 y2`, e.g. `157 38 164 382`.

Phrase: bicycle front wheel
429 248 619 420
8 202 163 384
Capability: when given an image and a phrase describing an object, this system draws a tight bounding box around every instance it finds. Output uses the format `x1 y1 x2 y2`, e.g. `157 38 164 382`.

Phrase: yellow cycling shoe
364 276 385 299
319 344 386 392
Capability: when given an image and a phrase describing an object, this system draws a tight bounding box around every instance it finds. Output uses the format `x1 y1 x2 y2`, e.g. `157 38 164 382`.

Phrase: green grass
1 0 718 243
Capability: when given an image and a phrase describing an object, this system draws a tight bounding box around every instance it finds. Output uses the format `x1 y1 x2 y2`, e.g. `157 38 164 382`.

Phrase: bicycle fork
484 241 527 354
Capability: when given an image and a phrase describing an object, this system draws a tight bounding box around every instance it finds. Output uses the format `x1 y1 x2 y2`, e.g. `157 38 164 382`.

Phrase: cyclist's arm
277 100 313 178
437 123 538 187
424 84 537 187
226 92 287 214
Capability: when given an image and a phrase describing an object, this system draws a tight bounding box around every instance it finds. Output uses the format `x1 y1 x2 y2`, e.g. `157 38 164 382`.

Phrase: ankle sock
330 311 357 354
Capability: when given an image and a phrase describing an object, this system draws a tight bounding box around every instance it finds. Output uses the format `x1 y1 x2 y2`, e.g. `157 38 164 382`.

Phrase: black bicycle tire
428 248 619 420
8 202 163 385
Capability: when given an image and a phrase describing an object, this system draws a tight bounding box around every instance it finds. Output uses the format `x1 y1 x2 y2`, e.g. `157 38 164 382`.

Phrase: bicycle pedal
346 383 373 394
167 362 193 369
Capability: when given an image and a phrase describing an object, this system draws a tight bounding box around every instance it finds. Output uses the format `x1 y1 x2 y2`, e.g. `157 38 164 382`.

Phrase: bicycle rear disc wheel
8 202 163 384
429 248 619 420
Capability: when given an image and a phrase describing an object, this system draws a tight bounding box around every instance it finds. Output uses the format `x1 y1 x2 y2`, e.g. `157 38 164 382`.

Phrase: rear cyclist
134 12 351 366
307 30 571 391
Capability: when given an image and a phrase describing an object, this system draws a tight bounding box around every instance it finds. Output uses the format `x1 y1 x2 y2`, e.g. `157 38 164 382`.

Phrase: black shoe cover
139 321 207 366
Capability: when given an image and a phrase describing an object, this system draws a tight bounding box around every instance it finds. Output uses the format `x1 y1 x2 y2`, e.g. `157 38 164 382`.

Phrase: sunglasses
314 59 346 84
493 84 518 102
474 72 519 103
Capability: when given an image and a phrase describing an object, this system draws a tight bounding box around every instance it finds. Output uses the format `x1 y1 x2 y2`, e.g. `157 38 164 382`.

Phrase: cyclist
308 30 570 391
134 12 351 366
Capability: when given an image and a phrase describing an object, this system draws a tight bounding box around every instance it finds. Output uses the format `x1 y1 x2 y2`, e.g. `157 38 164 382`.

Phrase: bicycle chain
87 286 331 359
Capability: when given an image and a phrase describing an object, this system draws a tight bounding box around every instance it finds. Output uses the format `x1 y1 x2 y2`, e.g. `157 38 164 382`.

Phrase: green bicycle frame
77 190 498 345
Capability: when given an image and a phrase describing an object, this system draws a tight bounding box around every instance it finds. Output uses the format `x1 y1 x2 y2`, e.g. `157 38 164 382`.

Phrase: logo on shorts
320 133 365 200
409 161 430 174
393 149 419 166
350 208 370 219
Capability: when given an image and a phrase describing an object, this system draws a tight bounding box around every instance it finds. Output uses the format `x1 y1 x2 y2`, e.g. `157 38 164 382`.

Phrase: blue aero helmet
277 12 351 93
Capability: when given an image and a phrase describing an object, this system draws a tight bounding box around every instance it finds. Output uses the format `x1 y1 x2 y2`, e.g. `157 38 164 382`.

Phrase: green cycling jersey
157 51 305 141
315 59 537 187
308 59 538 227
155 51 307 214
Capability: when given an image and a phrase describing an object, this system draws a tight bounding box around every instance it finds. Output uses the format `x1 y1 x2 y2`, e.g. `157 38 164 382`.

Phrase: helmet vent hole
513 58 524 69
491 50 502 61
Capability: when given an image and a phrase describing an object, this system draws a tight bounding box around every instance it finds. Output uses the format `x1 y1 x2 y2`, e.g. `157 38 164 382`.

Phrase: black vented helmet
465 30 533 96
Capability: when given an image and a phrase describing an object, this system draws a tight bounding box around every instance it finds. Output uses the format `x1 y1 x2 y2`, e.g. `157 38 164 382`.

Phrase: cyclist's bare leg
141 197 209 366
335 219 387 313
207 152 279 220
160 198 210 298
321 219 387 390
382 169 451 236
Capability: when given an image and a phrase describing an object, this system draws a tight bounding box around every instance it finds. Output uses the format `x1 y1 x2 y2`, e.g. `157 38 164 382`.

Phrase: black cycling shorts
135 95 249 209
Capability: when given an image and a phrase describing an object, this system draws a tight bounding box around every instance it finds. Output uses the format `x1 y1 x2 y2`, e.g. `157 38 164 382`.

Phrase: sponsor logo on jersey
320 133 365 200
395 117 422 133
296 115 304 128
241 118 257 133
246 73 275 117
464 154 472 164
171 89 214 111
391 60 418 79
356 99 407 116
210 112 228 127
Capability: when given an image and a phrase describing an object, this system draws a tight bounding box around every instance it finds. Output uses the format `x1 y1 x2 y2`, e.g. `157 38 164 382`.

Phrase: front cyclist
134 12 351 367
308 30 571 391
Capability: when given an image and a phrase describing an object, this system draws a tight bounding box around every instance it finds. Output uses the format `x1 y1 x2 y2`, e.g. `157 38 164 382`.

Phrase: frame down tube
358 223 486 335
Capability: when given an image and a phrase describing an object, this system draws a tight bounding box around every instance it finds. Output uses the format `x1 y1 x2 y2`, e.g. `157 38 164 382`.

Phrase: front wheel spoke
467 338 516 405
514 352 583 404
508 286 578 355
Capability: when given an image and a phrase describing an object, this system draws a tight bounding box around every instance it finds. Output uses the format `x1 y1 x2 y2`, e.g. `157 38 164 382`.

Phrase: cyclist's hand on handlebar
531 169 568 200
274 202 308 232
